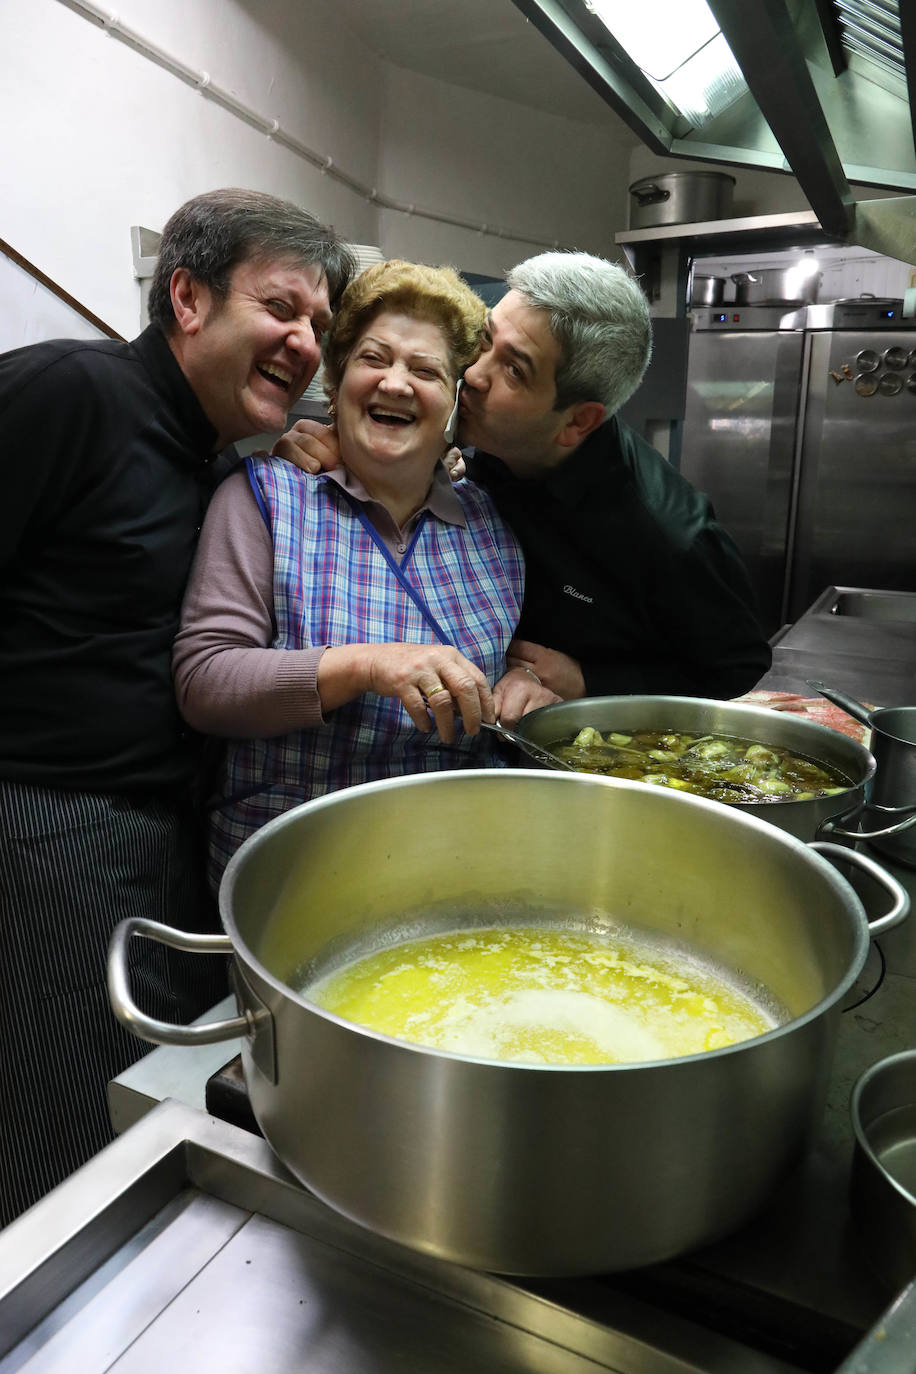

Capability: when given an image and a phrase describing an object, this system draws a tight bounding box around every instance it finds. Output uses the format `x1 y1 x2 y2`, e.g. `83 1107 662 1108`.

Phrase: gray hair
147 188 355 330
506 252 652 414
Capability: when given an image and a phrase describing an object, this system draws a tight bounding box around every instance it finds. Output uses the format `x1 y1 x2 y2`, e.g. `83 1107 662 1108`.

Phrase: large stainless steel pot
809 682 916 867
108 771 907 1276
512 695 884 845
731 264 820 305
628 171 735 229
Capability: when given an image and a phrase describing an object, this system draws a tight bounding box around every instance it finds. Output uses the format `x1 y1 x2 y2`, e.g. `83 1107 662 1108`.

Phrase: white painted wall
1 0 384 339
691 244 916 304
376 67 634 274
0 0 640 342
4 0 901 352
0 253 108 351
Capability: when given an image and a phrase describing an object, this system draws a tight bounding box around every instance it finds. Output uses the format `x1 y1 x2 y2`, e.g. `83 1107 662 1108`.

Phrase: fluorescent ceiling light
586 0 719 82
586 0 747 125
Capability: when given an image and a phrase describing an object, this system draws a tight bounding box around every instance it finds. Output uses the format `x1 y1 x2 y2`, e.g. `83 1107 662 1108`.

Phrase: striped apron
208 460 525 885
0 781 226 1224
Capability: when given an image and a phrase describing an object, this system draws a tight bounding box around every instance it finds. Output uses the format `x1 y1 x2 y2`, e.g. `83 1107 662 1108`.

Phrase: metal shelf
615 210 843 255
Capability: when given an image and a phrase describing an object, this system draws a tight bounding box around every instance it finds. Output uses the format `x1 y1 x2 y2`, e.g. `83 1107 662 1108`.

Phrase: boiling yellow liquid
308 928 773 1065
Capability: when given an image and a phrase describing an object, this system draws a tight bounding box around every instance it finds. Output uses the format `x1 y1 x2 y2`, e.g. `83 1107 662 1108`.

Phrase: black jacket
467 416 771 699
0 326 230 791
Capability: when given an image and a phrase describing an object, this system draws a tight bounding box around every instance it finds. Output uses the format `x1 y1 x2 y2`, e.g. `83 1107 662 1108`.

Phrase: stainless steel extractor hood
510 0 916 260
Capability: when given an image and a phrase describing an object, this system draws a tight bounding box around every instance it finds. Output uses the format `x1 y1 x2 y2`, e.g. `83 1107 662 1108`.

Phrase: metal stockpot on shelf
628 171 735 228
512 695 887 845
108 770 908 1277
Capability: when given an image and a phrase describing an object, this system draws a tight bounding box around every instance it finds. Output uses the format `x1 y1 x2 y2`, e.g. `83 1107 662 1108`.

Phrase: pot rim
220 769 872 1074
628 170 736 191
851 1048 916 1203
870 705 916 747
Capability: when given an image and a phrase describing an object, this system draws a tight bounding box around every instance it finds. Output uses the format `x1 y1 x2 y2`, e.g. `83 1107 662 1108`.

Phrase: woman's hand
318 643 495 743
272 419 342 474
493 666 561 727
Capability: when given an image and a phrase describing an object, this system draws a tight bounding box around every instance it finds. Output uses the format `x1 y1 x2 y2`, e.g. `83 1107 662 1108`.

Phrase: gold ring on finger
425 684 450 699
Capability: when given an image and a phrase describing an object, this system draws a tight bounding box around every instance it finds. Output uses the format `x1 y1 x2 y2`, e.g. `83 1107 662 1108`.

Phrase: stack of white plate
347 243 385 272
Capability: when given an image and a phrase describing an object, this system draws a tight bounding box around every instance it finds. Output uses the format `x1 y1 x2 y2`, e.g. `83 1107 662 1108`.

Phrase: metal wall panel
681 329 805 635
786 328 916 618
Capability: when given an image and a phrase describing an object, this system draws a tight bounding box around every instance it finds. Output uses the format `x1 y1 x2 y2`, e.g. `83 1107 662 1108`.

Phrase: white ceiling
330 0 633 129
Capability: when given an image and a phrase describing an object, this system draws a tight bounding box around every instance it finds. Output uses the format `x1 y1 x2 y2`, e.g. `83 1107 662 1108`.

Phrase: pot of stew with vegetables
512 696 876 843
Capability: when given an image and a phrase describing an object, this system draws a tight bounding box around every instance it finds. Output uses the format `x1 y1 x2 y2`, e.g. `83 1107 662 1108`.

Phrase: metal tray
0 1101 804 1374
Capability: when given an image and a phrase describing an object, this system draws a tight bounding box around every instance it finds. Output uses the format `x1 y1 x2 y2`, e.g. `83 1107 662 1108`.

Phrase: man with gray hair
282 250 771 701
458 250 770 699
0 188 353 1221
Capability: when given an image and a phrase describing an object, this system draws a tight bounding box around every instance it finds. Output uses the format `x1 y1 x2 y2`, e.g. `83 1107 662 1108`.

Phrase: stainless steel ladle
479 720 577 771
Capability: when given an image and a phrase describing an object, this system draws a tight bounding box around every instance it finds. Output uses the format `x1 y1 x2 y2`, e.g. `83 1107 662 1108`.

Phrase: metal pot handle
814 796 865 842
805 679 874 727
853 801 916 840
632 183 670 206
108 916 256 1046
808 843 910 937
817 800 916 843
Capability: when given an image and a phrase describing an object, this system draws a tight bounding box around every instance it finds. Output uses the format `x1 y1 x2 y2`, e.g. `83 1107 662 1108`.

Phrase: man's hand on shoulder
272 422 466 482
272 419 342 474
507 639 586 700
443 447 466 482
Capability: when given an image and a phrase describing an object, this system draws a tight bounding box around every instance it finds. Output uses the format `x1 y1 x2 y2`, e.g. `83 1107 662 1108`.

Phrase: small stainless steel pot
809 683 916 867
108 770 908 1277
512 695 878 845
690 274 725 307
850 1049 916 1294
732 265 820 306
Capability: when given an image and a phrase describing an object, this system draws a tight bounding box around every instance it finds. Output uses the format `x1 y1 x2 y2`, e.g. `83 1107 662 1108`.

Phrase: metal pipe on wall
56 0 570 253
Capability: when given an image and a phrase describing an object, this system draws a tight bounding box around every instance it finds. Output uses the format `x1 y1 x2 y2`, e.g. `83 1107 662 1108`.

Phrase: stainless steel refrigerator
680 299 916 636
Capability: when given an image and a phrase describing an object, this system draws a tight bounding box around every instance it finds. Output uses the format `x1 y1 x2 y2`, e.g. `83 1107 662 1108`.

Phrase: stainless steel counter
4 584 914 1372
760 586 916 708
0 1101 807 1373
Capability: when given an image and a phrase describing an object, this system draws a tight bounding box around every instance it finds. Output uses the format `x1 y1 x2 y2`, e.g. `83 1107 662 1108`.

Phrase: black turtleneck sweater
467 416 771 700
0 326 232 791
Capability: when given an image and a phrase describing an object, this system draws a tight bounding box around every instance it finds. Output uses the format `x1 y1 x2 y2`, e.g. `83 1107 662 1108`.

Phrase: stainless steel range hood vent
834 0 906 90
510 0 916 260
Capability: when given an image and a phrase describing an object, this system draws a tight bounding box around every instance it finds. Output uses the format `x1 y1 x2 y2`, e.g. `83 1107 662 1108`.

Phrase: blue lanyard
338 488 453 645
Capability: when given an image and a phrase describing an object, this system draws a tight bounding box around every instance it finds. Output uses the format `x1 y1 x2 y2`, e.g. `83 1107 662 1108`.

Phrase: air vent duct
834 0 906 88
